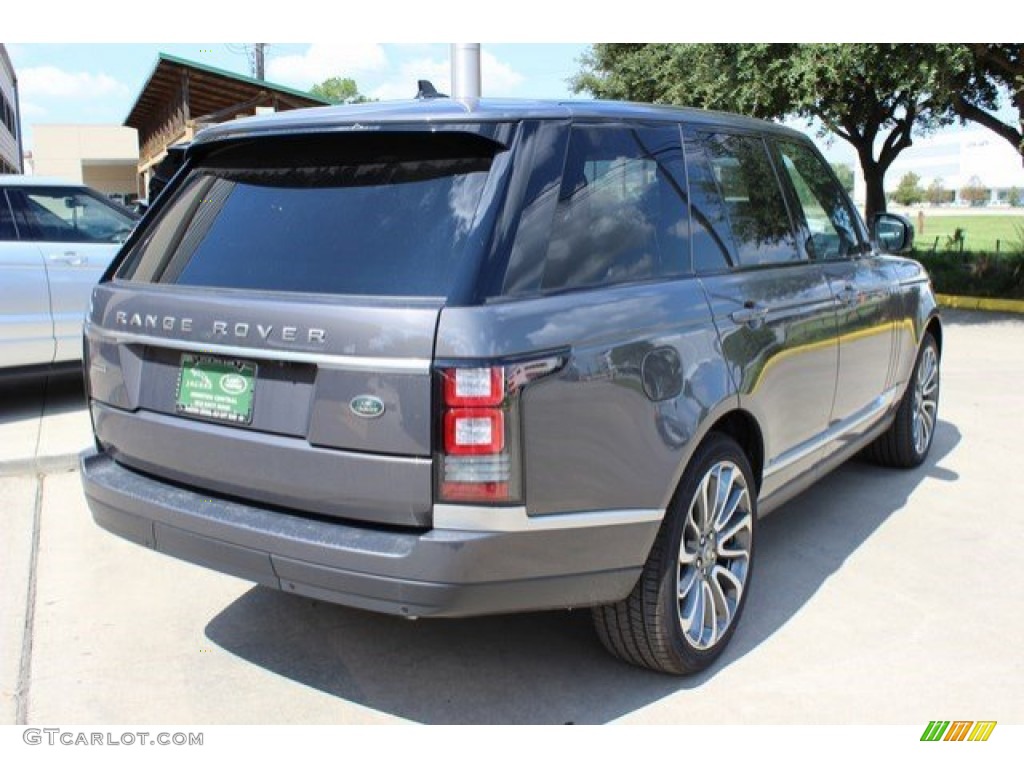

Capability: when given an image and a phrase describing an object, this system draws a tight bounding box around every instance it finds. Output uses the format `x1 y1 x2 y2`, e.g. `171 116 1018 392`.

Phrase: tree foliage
960 176 990 206
940 45 1024 163
310 77 371 105
573 44 966 222
830 162 855 194
893 172 924 206
926 178 949 206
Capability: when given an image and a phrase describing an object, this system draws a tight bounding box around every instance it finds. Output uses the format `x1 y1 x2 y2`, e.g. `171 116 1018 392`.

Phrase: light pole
450 43 481 99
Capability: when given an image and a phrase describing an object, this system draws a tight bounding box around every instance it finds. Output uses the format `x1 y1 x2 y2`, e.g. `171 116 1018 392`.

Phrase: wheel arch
667 408 765 506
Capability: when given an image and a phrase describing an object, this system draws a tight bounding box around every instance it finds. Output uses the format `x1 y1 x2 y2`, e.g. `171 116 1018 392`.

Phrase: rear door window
686 132 800 268
501 124 689 296
118 133 499 298
540 125 689 293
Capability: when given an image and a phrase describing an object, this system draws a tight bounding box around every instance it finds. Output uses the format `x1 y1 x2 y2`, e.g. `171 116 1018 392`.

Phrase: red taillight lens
443 408 504 455
438 365 514 503
443 367 504 406
440 481 510 502
436 358 562 505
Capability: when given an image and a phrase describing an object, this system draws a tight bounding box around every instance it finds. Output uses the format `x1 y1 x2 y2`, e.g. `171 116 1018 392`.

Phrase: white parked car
0 176 138 376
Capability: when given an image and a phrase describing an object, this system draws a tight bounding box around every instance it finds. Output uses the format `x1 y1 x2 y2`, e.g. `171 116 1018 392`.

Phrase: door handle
47 252 87 266
731 302 768 326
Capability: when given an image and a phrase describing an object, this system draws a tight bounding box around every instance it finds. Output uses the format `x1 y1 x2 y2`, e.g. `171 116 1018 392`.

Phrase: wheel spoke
681 576 703 637
678 566 698 600
702 580 718 646
708 569 732 630
713 465 737 526
715 487 749 536
715 563 746 605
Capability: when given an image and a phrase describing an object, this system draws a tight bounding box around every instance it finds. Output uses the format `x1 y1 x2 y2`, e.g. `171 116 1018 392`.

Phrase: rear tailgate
86 285 439 526
85 129 509 528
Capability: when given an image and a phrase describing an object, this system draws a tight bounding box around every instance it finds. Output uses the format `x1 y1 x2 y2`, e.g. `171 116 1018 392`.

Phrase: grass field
911 214 1024 253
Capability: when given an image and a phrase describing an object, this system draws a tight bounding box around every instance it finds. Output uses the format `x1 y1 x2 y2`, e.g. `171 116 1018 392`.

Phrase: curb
937 294 1024 314
0 454 80 479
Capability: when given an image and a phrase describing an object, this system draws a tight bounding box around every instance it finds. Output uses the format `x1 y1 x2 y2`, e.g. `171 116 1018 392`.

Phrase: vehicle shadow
0 374 84 424
205 419 962 724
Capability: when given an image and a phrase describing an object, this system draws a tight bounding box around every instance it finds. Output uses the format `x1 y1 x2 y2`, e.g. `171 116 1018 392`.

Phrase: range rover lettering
79 98 940 675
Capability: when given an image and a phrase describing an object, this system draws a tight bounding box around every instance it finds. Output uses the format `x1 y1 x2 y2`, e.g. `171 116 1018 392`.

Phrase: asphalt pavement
1 309 1022 724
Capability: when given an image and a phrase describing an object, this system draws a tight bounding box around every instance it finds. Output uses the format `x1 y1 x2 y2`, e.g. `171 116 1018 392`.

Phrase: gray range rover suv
80 98 941 675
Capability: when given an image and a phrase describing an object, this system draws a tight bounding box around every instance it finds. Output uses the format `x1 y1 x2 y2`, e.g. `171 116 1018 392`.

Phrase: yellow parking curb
937 294 1024 314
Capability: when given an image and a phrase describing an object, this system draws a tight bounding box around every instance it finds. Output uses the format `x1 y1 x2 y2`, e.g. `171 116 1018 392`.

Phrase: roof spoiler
415 80 448 100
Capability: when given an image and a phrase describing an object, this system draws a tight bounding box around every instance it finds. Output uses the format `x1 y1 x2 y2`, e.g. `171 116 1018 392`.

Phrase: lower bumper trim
81 450 659 618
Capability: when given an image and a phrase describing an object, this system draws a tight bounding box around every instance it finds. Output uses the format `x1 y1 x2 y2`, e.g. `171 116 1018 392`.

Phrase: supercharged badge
350 395 385 419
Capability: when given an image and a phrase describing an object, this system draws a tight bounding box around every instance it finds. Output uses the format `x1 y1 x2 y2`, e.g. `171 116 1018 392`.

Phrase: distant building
124 53 330 199
31 125 140 204
0 44 23 174
854 126 1024 208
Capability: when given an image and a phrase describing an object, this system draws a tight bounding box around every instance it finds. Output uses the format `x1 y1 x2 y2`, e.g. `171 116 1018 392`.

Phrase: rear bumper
80 450 661 618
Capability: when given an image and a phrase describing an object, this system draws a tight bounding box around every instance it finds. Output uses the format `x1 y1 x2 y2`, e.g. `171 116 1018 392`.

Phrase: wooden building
124 53 329 197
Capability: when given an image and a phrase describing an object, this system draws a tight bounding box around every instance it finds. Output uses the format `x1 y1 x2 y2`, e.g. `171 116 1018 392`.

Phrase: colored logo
220 373 249 395
920 721 997 742
350 395 385 419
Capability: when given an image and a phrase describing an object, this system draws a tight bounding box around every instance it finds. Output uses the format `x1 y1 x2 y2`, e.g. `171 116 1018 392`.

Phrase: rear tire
865 333 940 468
592 433 756 675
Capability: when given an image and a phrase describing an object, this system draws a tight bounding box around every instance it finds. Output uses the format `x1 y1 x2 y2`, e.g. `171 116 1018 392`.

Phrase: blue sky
7 43 591 151
7 41 1019 172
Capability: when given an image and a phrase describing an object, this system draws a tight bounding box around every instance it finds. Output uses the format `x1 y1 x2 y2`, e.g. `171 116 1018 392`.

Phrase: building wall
0 44 21 174
853 126 1024 208
82 163 138 197
32 125 139 198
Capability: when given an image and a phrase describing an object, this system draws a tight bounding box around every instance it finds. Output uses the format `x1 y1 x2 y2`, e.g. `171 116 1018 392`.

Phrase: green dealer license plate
175 354 256 425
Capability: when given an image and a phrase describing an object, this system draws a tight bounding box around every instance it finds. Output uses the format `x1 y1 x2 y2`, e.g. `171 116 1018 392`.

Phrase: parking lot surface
2 309 1022 724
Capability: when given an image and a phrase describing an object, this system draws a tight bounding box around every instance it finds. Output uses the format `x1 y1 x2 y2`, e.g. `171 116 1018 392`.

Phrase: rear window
118 133 498 298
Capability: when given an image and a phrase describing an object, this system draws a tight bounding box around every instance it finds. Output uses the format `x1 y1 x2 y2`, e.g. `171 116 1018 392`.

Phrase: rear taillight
438 366 515 503
437 358 562 504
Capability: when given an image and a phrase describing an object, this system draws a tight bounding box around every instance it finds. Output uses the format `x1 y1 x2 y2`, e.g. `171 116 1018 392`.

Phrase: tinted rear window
118 133 498 298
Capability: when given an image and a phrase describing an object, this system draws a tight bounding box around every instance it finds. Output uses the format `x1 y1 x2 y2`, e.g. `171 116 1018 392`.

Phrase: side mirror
873 212 914 254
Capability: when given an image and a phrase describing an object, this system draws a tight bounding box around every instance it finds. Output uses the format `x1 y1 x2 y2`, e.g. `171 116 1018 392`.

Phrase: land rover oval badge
350 395 385 419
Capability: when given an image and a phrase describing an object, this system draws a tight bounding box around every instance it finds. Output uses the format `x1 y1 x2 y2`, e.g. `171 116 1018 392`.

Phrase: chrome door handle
48 252 87 266
731 303 768 326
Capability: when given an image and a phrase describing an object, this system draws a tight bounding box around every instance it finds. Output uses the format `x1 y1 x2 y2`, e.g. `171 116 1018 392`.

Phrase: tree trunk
858 153 887 225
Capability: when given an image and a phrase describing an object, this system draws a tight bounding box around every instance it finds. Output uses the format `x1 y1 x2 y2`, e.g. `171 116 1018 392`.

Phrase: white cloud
370 50 524 101
481 50 525 95
19 101 47 118
266 44 388 89
18 66 129 100
372 57 449 101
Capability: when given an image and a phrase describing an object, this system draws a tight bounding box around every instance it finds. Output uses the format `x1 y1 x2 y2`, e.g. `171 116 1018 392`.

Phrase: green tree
830 162 855 194
309 77 371 105
939 45 1023 164
960 175 990 207
926 178 949 206
572 44 963 222
893 172 924 206
1007 186 1022 207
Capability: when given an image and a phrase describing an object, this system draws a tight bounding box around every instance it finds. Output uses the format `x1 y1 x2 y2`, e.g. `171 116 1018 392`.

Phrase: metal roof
0 174 88 187
191 97 806 146
124 53 330 132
